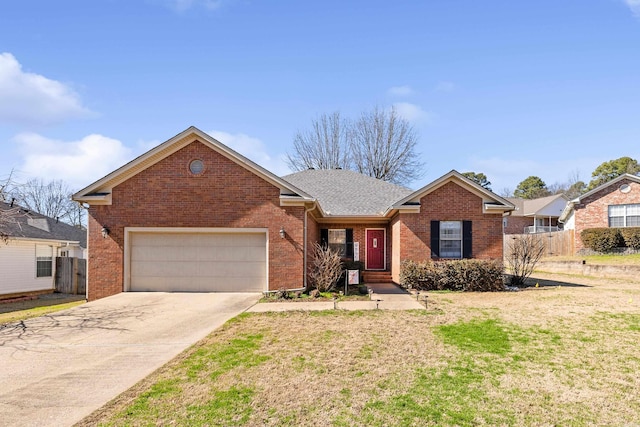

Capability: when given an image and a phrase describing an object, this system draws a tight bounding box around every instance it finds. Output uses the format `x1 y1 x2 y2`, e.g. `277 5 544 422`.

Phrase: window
328 229 347 257
609 204 640 227
36 245 53 278
440 221 462 259
431 220 472 259
320 228 354 258
189 159 204 175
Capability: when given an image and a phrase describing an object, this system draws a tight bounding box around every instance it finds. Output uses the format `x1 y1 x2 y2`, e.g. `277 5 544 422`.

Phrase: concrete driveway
0 292 260 427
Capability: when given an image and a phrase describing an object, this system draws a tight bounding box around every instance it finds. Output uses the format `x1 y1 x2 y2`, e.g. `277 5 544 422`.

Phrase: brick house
559 174 640 252
73 127 514 301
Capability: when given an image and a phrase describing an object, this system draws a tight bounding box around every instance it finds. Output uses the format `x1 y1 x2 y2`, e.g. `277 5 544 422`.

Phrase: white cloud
208 130 291 176
624 0 640 18
0 53 93 126
387 85 414 97
392 102 433 124
434 81 456 92
14 133 133 190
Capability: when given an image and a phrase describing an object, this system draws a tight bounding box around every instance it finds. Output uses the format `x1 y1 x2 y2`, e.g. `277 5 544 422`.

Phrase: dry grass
543 253 640 265
78 273 640 426
0 293 85 324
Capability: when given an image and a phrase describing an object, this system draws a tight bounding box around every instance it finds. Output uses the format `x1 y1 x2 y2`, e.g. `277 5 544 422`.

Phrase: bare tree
286 112 351 171
499 187 513 198
11 178 84 226
351 106 424 185
286 106 425 186
0 171 23 243
308 242 343 292
0 169 19 202
505 235 545 286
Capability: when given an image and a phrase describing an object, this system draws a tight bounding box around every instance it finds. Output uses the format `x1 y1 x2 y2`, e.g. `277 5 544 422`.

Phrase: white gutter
303 202 317 290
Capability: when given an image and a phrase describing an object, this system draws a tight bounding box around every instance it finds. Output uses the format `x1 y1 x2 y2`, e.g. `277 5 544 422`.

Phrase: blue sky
1 0 639 194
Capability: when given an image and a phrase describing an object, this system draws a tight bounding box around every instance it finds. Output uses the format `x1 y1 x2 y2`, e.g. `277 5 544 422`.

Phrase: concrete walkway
0 292 260 427
247 282 425 312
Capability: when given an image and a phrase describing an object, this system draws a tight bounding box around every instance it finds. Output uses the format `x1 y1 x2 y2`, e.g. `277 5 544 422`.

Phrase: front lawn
79 274 640 426
542 252 640 265
0 294 85 325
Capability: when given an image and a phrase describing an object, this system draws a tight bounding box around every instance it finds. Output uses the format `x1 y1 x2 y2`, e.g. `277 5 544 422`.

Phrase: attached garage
125 228 267 293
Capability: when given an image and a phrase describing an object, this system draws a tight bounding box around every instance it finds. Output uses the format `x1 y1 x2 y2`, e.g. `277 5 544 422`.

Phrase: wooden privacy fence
55 257 86 295
504 229 575 258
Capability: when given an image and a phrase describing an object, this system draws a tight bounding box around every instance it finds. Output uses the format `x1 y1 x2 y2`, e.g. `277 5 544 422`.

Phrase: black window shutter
345 228 354 258
463 221 472 259
320 229 328 248
430 221 440 259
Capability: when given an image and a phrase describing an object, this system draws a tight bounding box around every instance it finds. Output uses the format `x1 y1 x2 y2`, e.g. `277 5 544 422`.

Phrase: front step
362 271 393 283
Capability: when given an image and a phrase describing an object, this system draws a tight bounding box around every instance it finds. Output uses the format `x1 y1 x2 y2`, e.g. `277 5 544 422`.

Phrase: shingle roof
0 201 86 247
282 169 413 216
506 194 567 217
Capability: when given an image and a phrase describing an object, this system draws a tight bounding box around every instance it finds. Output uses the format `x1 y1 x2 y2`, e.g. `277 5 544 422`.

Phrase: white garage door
129 232 266 292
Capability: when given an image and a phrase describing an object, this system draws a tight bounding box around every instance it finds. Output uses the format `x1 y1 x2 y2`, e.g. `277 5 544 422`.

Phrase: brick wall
504 216 560 234
398 181 504 262
314 222 390 269
87 140 305 300
504 216 532 234
574 178 640 251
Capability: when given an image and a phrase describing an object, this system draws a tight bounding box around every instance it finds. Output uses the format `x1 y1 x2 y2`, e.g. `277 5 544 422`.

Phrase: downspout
303 203 316 291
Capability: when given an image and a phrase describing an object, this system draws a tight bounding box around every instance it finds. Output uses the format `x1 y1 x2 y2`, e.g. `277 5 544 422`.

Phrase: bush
274 287 290 300
308 243 343 292
505 234 545 286
399 259 504 292
620 227 640 250
581 228 623 252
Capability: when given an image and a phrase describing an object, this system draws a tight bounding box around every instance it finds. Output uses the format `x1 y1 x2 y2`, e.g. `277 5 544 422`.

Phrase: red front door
366 229 385 270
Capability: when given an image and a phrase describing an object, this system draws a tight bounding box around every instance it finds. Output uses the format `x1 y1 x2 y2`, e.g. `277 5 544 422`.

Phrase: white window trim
440 221 463 259
608 204 640 227
35 244 53 278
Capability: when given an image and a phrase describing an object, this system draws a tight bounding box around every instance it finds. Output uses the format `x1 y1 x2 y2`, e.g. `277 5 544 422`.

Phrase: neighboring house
504 194 568 234
72 127 514 301
0 201 87 299
559 174 640 252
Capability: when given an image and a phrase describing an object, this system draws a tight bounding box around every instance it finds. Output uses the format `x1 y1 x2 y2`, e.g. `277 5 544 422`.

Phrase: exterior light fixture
279 227 285 239
101 226 110 239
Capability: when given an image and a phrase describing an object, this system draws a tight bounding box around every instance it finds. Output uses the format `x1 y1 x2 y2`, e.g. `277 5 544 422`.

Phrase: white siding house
0 201 86 299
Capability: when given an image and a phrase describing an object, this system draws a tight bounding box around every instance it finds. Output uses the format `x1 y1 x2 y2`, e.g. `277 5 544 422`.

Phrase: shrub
505 234 545 286
581 228 623 252
274 287 290 300
620 227 640 250
399 259 504 292
308 242 343 292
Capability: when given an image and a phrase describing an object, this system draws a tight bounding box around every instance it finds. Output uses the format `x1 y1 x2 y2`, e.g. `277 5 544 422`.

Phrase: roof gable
559 174 640 222
506 194 568 217
572 174 640 203
392 170 514 213
73 127 313 204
